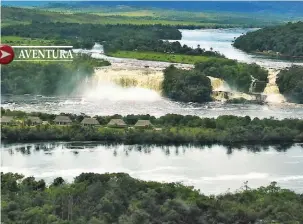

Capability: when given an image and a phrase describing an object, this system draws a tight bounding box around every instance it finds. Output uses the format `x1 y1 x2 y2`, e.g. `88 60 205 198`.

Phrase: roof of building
81 117 100 125
42 121 49 125
107 119 126 126
27 116 42 123
54 115 72 123
1 116 14 123
134 120 152 127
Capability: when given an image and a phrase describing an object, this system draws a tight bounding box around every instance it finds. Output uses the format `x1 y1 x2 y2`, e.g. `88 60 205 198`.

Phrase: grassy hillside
108 51 224 64
2 6 298 28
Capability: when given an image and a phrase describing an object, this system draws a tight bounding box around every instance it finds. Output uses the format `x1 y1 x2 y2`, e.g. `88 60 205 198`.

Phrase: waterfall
94 66 164 92
249 75 257 93
207 76 231 92
91 43 104 53
94 67 232 94
79 67 162 102
90 65 261 102
207 76 256 101
263 69 285 103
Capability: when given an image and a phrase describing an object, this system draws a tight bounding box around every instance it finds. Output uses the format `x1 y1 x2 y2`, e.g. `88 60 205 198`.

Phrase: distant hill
2 1 303 16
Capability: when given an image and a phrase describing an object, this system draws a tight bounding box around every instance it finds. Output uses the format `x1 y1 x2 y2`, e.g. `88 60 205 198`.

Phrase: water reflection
1 142 303 195
1 142 297 156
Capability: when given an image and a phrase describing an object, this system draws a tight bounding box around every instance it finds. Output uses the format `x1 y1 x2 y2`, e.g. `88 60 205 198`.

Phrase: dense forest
162 65 212 103
2 22 180 49
276 66 303 104
233 22 303 57
195 58 268 93
2 172 303 224
2 110 303 144
2 22 222 57
1 55 110 95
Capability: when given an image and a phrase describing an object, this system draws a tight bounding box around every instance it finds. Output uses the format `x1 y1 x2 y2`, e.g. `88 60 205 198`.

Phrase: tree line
2 22 180 49
1 55 110 95
2 172 303 224
2 22 223 57
233 21 303 57
2 110 303 144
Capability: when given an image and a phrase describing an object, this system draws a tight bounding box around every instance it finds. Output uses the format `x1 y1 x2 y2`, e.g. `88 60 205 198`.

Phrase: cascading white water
263 69 286 103
90 65 258 102
207 76 256 101
79 66 163 102
82 80 162 102
249 75 257 93
76 43 287 104
207 76 231 92
93 66 164 92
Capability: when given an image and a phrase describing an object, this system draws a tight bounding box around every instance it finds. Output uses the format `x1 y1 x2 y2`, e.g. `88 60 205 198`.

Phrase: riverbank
251 51 303 61
1 110 303 144
2 125 302 144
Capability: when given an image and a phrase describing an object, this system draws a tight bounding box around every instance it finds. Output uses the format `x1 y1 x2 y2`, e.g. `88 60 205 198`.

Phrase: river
2 29 303 119
177 29 303 69
2 142 303 195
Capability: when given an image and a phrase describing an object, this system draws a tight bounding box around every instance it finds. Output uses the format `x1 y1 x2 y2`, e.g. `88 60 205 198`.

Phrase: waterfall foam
207 76 256 101
207 76 231 92
249 75 257 93
81 80 162 102
94 66 164 92
263 69 286 103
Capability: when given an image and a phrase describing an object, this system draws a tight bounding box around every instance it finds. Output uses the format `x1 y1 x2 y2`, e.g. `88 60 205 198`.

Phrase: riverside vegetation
233 21 303 58
2 172 303 224
2 110 303 144
1 55 110 95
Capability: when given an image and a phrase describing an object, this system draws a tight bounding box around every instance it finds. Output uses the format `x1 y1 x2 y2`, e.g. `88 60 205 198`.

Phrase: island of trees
233 21 303 58
2 110 303 144
162 65 213 103
276 66 303 104
2 172 303 224
162 59 268 103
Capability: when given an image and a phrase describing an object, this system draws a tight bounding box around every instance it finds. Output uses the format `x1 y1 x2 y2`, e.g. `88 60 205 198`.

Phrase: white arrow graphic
0 50 11 59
